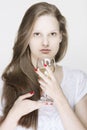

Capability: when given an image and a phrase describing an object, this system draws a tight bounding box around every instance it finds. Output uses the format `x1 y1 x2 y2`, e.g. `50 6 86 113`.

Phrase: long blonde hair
1 2 68 130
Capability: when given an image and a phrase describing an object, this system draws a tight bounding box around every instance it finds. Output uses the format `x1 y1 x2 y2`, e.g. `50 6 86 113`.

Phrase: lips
40 49 51 54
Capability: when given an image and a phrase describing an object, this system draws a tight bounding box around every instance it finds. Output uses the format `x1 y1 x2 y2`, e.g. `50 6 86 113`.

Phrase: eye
33 32 41 37
50 32 57 36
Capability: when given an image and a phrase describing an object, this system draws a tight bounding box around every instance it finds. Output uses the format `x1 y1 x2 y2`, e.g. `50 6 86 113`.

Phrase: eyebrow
32 29 59 32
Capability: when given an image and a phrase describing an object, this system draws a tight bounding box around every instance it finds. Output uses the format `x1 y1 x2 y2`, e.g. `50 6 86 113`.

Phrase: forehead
32 15 59 31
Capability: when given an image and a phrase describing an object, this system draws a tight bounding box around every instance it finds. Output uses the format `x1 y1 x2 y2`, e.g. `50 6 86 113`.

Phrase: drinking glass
37 57 55 76
37 57 55 101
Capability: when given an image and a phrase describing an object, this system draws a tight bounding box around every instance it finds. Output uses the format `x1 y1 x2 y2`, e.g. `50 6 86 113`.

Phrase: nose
42 36 49 47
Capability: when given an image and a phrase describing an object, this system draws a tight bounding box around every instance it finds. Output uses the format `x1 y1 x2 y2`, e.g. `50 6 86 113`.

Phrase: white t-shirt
0 67 87 130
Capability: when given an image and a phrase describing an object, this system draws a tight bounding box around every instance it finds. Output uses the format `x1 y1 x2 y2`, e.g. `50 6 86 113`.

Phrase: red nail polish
45 102 48 105
44 64 47 67
50 102 53 105
29 91 35 95
34 68 38 71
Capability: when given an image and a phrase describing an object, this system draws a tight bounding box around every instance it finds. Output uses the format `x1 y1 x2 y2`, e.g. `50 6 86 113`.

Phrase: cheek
29 43 40 57
52 43 60 55
29 41 37 51
30 46 37 53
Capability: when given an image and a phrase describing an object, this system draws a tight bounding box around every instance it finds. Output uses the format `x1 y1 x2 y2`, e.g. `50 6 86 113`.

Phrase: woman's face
29 15 62 66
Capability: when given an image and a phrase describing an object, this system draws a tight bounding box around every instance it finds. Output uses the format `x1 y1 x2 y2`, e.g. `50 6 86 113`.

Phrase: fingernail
45 102 48 105
50 102 53 105
44 64 47 67
29 91 35 95
34 68 38 71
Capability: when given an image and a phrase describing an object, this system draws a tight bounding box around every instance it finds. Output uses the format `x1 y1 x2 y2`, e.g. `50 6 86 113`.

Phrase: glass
37 57 55 101
37 58 55 77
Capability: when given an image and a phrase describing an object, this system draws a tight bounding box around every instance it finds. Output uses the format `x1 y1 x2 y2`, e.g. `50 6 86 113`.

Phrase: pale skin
0 93 52 130
36 65 87 130
0 15 87 130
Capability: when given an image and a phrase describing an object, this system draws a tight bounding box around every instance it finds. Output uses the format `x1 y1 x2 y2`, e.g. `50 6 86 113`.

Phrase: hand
36 66 63 102
10 92 49 120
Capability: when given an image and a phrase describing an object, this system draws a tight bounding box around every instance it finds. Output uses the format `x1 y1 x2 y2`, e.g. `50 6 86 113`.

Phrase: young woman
0 2 87 130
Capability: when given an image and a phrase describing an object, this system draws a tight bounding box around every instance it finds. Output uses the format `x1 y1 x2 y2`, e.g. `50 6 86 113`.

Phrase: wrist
0 110 18 130
7 108 21 123
53 91 68 106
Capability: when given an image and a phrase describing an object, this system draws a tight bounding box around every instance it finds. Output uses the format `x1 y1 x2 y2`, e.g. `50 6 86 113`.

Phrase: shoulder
63 66 87 82
63 66 87 104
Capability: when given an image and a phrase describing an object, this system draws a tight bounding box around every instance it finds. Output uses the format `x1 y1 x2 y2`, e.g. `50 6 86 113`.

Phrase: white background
0 0 87 89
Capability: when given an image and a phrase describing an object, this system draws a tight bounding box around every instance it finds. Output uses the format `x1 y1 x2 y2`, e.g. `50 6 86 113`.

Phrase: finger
36 100 53 109
19 91 34 100
38 79 46 87
39 85 46 92
37 69 49 82
37 69 46 79
44 66 55 80
29 100 53 111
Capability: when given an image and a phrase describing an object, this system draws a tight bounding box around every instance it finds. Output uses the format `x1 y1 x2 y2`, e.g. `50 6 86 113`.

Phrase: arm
54 93 87 130
0 92 47 130
75 95 87 128
36 66 87 130
0 109 19 130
